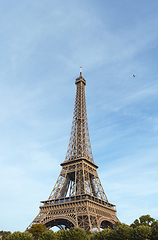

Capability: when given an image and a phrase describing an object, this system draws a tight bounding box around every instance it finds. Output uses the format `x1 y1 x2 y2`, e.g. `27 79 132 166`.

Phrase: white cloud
0 0 158 232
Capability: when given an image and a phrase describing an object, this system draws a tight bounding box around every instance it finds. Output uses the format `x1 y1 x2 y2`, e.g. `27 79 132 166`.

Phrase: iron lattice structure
26 69 119 232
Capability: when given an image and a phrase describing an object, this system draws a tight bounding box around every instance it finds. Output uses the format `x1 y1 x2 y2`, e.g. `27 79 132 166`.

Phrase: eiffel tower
26 68 119 232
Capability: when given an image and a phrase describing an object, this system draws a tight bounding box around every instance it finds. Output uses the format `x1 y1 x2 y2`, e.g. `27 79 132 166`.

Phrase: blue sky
0 0 158 232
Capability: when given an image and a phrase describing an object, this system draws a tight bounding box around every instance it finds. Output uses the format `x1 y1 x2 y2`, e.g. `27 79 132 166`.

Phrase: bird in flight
133 74 135 77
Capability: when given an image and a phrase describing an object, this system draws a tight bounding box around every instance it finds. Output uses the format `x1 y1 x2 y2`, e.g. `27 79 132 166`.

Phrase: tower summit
65 66 93 164
26 69 119 232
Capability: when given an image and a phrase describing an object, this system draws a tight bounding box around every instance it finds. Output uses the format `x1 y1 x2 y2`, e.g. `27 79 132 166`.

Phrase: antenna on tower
80 66 82 76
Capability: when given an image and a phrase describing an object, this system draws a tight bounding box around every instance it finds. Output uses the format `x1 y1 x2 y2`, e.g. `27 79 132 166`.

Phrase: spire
80 66 82 76
65 68 94 163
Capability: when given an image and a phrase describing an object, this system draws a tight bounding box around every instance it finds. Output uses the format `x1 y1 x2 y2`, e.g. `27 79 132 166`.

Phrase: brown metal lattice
26 69 119 232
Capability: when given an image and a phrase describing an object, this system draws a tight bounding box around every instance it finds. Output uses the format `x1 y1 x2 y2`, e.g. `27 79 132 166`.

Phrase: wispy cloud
0 0 158 232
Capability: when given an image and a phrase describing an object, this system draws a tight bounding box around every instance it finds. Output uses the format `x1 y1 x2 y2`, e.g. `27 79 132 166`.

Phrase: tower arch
99 216 115 230
44 216 76 230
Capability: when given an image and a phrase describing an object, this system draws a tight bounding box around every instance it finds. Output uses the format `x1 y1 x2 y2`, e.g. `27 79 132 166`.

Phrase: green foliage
131 219 140 228
151 220 158 229
5 231 33 240
55 229 70 240
28 224 46 239
0 231 11 239
113 223 133 240
69 227 90 240
39 230 56 240
132 225 152 240
151 220 158 240
92 224 133 240
131 214 155 228
91 228 113 240
55 227 90 240
139 215 155 225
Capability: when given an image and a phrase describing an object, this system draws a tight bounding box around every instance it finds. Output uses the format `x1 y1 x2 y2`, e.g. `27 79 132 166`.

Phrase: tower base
26 194 119 232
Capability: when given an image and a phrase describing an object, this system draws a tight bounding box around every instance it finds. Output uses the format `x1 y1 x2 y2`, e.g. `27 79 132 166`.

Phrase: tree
139 215 155 226
131 214 155 228
0 231 11 239
55 229 70 240
69 227 90 240
130 219 140 228
39 230 56 240
5 231 33 240
91 228 113 240
132 225 152 240
112 223 132 240
151 220 158 240
28 224 46 240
